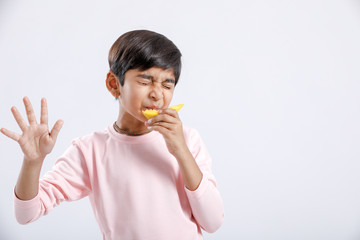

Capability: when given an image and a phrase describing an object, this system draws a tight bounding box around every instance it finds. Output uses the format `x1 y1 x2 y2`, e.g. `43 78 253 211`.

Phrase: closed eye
162 84 172 89
162 79 175 89
138 80 152 85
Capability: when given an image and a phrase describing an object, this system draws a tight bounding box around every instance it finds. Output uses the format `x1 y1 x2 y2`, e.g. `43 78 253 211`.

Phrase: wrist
172 143 191 160
23 156 45 168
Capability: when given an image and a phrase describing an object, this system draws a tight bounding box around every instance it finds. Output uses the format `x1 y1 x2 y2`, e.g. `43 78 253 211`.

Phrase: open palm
1 97 63 164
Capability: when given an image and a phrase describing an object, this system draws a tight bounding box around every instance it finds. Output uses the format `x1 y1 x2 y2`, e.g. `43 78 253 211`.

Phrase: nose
149 84 163 101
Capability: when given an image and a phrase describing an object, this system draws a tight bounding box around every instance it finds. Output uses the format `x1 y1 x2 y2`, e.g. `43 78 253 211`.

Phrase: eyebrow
164 79 175 84
137 74 175 84
137 74 153 80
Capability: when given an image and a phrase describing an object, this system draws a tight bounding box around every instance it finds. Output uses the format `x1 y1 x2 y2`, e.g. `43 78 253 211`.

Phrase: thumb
50 120 64 141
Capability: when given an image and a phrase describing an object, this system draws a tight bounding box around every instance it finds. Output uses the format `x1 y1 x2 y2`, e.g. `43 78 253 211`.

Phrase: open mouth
142 104 184 119
143 106 161 111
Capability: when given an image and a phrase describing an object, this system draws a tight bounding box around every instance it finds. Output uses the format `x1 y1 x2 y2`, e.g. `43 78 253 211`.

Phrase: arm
13 139 91 225
3 97 91 224
145 108 202 190
1 97 63 200
182 128 224 233
146 109 224 232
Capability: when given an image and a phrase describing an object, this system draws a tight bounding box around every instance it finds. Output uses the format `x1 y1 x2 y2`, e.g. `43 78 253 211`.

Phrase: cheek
123 85 138 99
164 90 174 102
126 88 146 105
120 87 136 107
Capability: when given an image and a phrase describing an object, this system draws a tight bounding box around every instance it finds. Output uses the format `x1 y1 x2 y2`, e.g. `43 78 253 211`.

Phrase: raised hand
1 97 63 165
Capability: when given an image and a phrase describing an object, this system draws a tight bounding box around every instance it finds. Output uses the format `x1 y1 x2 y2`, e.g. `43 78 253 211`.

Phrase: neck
116 111 149 134
113 122 151 136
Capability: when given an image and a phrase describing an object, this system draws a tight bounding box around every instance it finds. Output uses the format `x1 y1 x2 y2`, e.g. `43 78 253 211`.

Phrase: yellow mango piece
169 104 184 112
142 109 159 119
142 104 184 119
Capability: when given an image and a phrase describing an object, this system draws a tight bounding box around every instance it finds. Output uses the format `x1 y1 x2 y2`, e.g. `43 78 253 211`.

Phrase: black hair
108 30 182 86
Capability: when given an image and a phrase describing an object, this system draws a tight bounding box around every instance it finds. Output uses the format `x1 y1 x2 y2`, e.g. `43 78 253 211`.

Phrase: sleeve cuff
184 175 211 200
13 187 40 209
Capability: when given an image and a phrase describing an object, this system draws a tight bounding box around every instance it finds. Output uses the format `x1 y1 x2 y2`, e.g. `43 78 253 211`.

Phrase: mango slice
169 104 184 112
142 104 184 119
142 109 159 119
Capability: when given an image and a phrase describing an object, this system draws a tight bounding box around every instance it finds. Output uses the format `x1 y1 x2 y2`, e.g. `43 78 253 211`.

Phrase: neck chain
113 122 152 136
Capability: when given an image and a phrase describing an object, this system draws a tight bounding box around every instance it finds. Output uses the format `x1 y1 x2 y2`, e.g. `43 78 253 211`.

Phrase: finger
11 106 28 131
40 98 48 125
49 120 64 141
150 121 173 131
149 125 168 135
151 112 177 124
23 96 37 125
0 128 21 142
160 108 178 118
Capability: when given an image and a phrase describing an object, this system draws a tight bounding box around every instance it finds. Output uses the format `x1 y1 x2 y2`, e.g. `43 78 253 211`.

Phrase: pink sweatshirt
14 125 224 239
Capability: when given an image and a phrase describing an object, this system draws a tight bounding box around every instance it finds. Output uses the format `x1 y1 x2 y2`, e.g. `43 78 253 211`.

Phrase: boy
1 30 224 239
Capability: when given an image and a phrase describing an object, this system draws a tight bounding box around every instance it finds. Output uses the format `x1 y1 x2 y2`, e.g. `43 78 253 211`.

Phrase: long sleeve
13 125 223 238
184 128 224 233
14 139 91 224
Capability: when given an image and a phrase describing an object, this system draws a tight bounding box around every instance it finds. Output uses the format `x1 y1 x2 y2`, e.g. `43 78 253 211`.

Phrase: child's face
107 67 176 123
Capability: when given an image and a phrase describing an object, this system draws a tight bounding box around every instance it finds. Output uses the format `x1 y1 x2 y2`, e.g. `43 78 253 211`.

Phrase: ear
106 71 120 98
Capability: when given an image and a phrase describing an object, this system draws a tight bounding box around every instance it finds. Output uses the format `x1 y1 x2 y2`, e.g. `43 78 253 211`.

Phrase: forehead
127 67 175 79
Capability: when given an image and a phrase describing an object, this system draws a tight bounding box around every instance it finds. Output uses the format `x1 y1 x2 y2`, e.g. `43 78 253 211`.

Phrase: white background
1 0 360 239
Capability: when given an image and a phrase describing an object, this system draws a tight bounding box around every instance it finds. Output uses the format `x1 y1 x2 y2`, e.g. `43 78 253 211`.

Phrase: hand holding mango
142 104 184 119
